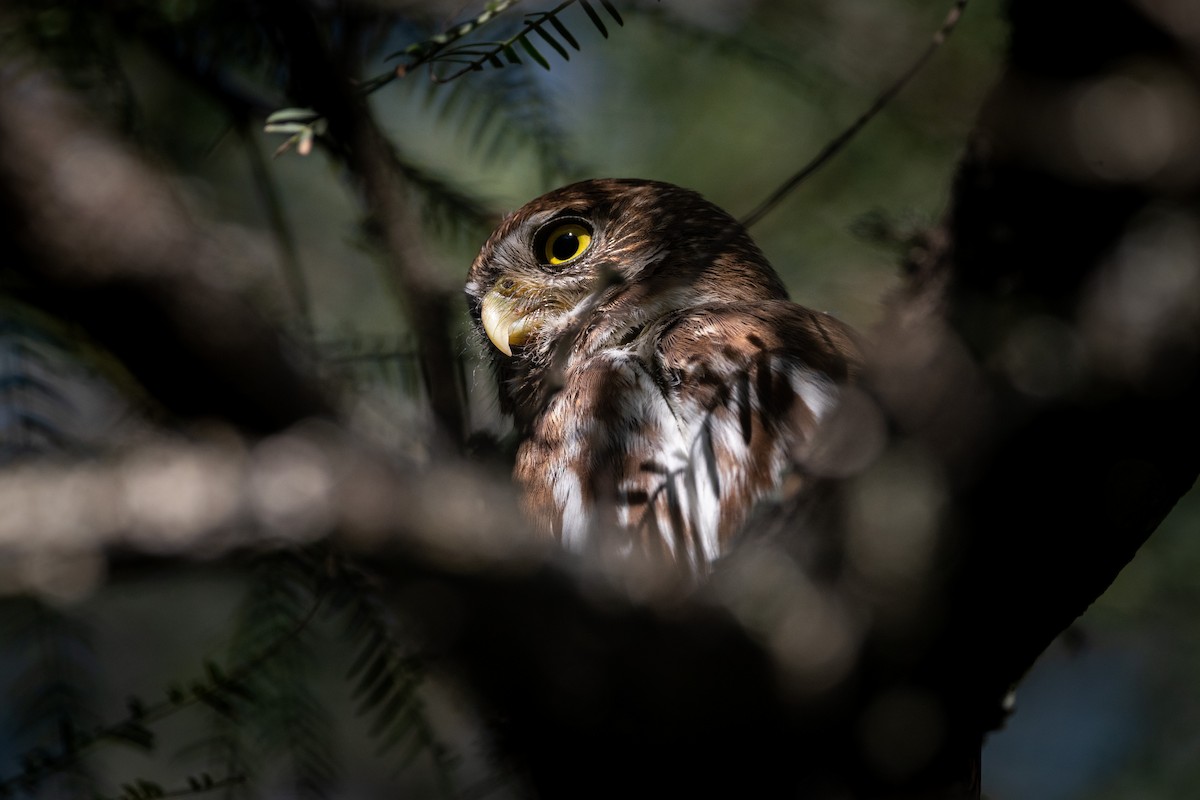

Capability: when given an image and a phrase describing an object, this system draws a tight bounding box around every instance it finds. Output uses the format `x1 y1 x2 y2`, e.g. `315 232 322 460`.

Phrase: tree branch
0 60 334 435
259 0 469 449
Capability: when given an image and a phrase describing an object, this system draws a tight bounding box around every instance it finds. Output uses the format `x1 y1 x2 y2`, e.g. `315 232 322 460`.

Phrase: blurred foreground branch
0 63 334 435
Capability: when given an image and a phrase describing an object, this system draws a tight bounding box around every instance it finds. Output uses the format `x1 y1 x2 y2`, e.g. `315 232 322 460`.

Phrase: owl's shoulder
654 299 861 381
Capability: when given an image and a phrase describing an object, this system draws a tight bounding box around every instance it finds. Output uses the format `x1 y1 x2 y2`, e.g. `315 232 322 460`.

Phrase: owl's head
464 178 788 364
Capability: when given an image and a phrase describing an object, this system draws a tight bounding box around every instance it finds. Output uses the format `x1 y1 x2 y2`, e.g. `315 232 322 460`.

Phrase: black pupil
551 231 580 261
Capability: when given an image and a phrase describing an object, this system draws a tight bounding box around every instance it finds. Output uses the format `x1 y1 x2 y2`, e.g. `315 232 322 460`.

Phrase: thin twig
429 1 576 83
238 124 314 340
740 0 968 229
354 0 524 93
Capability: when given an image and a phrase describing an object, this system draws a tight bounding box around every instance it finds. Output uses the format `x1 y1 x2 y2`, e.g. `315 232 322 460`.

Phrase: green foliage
105 773 245 800
0 550 459 798
0 598 99 798
221 551 337 799
0 317 74 459
269 0 620 188
382 0 629 82
333 565 451 788
420 61 584 187
262 109 327 158
0 304 146 461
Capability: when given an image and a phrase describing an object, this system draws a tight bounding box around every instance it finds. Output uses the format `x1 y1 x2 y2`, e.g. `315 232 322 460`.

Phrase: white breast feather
542 346 841 568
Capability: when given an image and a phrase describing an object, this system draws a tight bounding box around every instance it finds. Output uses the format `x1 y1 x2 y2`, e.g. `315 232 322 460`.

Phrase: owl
465 179 860 575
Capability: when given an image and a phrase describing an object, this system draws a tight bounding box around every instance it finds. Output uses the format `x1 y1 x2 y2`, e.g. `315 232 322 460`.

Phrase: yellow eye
542 223 592 265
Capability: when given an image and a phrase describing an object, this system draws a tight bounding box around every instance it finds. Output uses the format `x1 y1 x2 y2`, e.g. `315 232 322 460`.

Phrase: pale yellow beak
480 283 540 357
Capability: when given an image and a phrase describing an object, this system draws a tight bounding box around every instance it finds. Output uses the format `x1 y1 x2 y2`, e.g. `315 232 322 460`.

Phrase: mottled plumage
466 179 859 574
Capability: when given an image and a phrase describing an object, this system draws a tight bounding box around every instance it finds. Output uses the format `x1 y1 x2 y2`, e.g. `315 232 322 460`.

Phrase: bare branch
740 0 969 229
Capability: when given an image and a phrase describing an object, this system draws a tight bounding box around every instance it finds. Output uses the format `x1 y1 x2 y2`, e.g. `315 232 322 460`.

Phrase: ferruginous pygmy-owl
466 178 860 575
